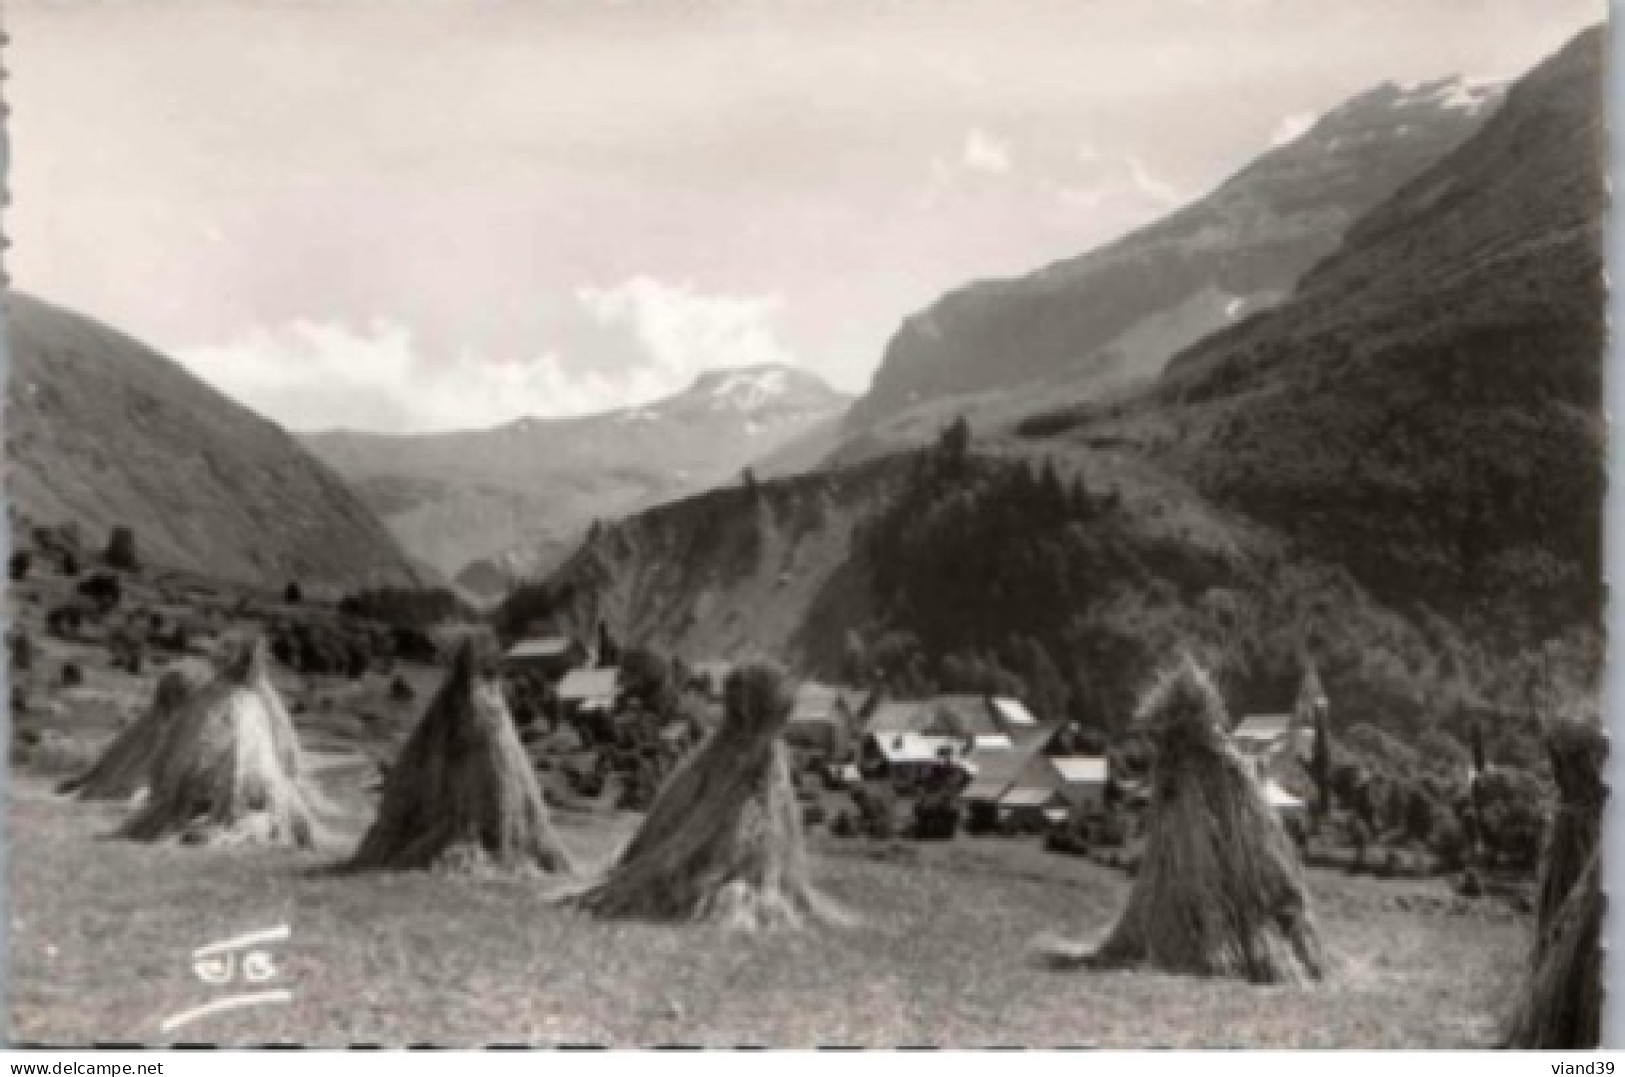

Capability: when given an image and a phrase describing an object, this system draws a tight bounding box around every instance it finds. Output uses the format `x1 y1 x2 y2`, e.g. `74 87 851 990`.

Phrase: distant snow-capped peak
1391 75 1504 116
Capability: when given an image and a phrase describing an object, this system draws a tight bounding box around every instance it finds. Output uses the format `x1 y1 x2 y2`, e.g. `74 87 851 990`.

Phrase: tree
1348 816 1372 872
104 526 139 571
1311 704 1333 825
1403 785 1438 846
938 415 971 471
620 646 675 716
596 620 620 669
1477 766 1548 873
77 573 122 613
284 581 304 605
9 551 31 582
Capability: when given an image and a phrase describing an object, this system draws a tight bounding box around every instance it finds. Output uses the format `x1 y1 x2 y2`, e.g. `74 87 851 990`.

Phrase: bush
60 663 83 688
9 630 33 672
964 801 1000 836
1044 828 1089 857
389 675 415 703
831 811 857 839
853 783 898 840
9 551 31 581
104 526 139 571
1430 811 1469 872
76 573 122 613
1476 767 1547 874
802 804 828 829
284 581 304 604
911 795 961 841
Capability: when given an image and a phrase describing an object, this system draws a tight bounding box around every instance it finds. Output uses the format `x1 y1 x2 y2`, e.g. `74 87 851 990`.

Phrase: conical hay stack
119 636 320 849
347 638 574 874
58 667 203 800
566 661 845 929
1533 718 1606 951
1505 851 1603 1049
1038 657 1324 983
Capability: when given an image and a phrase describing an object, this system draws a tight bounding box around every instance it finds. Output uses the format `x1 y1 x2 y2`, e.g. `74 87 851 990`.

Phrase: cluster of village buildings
504 633 1315 830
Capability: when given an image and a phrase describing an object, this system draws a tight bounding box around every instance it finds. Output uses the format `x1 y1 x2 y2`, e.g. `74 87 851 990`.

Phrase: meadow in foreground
10 773 1527 1047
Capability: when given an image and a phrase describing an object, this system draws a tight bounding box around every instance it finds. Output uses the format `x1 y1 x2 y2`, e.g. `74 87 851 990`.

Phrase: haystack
566 661 843 929
119 636 320 849
1503 717 1607 1049
347 638 574 874
1505 851 1602 1048
1038 657 1324 983
1533 718 1606 947
58 666 203 800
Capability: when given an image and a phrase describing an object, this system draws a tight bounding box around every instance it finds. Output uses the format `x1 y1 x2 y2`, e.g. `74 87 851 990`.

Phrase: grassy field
9 766 1531 1048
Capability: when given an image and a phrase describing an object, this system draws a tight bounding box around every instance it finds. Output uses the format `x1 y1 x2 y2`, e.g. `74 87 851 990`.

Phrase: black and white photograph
0 0 1610 1050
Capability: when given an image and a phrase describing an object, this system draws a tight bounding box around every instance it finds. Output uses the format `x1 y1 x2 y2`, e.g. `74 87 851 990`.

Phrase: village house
783 681 872 760
502 635 587 680
688 660 733 700
557 667 621 718
857 692 1054 786
862 731 967 784
958 722 1111 828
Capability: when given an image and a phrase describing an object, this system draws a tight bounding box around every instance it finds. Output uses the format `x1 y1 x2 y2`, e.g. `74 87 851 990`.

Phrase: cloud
1271 112 1316 146
962 127 1013 174
1123 154 1182 208
175 319 672 434
1054 183 1109 210
574 276 796 380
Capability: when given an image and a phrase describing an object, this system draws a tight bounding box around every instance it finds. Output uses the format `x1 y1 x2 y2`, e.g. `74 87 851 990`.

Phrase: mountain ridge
302 361 853 590
842 72 1506 446
5 293 426 590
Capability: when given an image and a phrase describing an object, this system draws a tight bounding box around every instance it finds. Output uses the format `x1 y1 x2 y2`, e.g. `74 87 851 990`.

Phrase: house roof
691 660 733 681
1001 785 1062 809
1263 778 1305 811
835 687 873 715
959 736 1044 802
990 697 1039 728
558 668 619 703
1234 714 1293 744
924 695 1002 739
871 732 965 766
866 701 931 736
791 681 843 723
505 636 574 661
1052 756 1109 785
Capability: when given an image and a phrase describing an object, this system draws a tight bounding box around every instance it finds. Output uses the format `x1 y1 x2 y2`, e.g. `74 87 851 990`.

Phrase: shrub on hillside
9 551 31 581
910 793 961 841
852 783 898 840
104 526 139 571
46 604 85 640
77 573 122 613
831 810 857 839
338 587 473 628
9 630 33 673
60 662 83 688
964 801 1000 836
389 675 415 703
284 581 304 605
1477 766 1548 873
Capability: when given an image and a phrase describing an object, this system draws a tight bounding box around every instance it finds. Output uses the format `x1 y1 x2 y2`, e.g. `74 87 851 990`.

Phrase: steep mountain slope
1121 24 1607 644
845 75 1503 443
521 29 1601 760
5 294 424 589
304 364 851 591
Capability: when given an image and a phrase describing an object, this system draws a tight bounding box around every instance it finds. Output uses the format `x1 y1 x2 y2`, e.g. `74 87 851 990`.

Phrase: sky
6 0 1604 433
